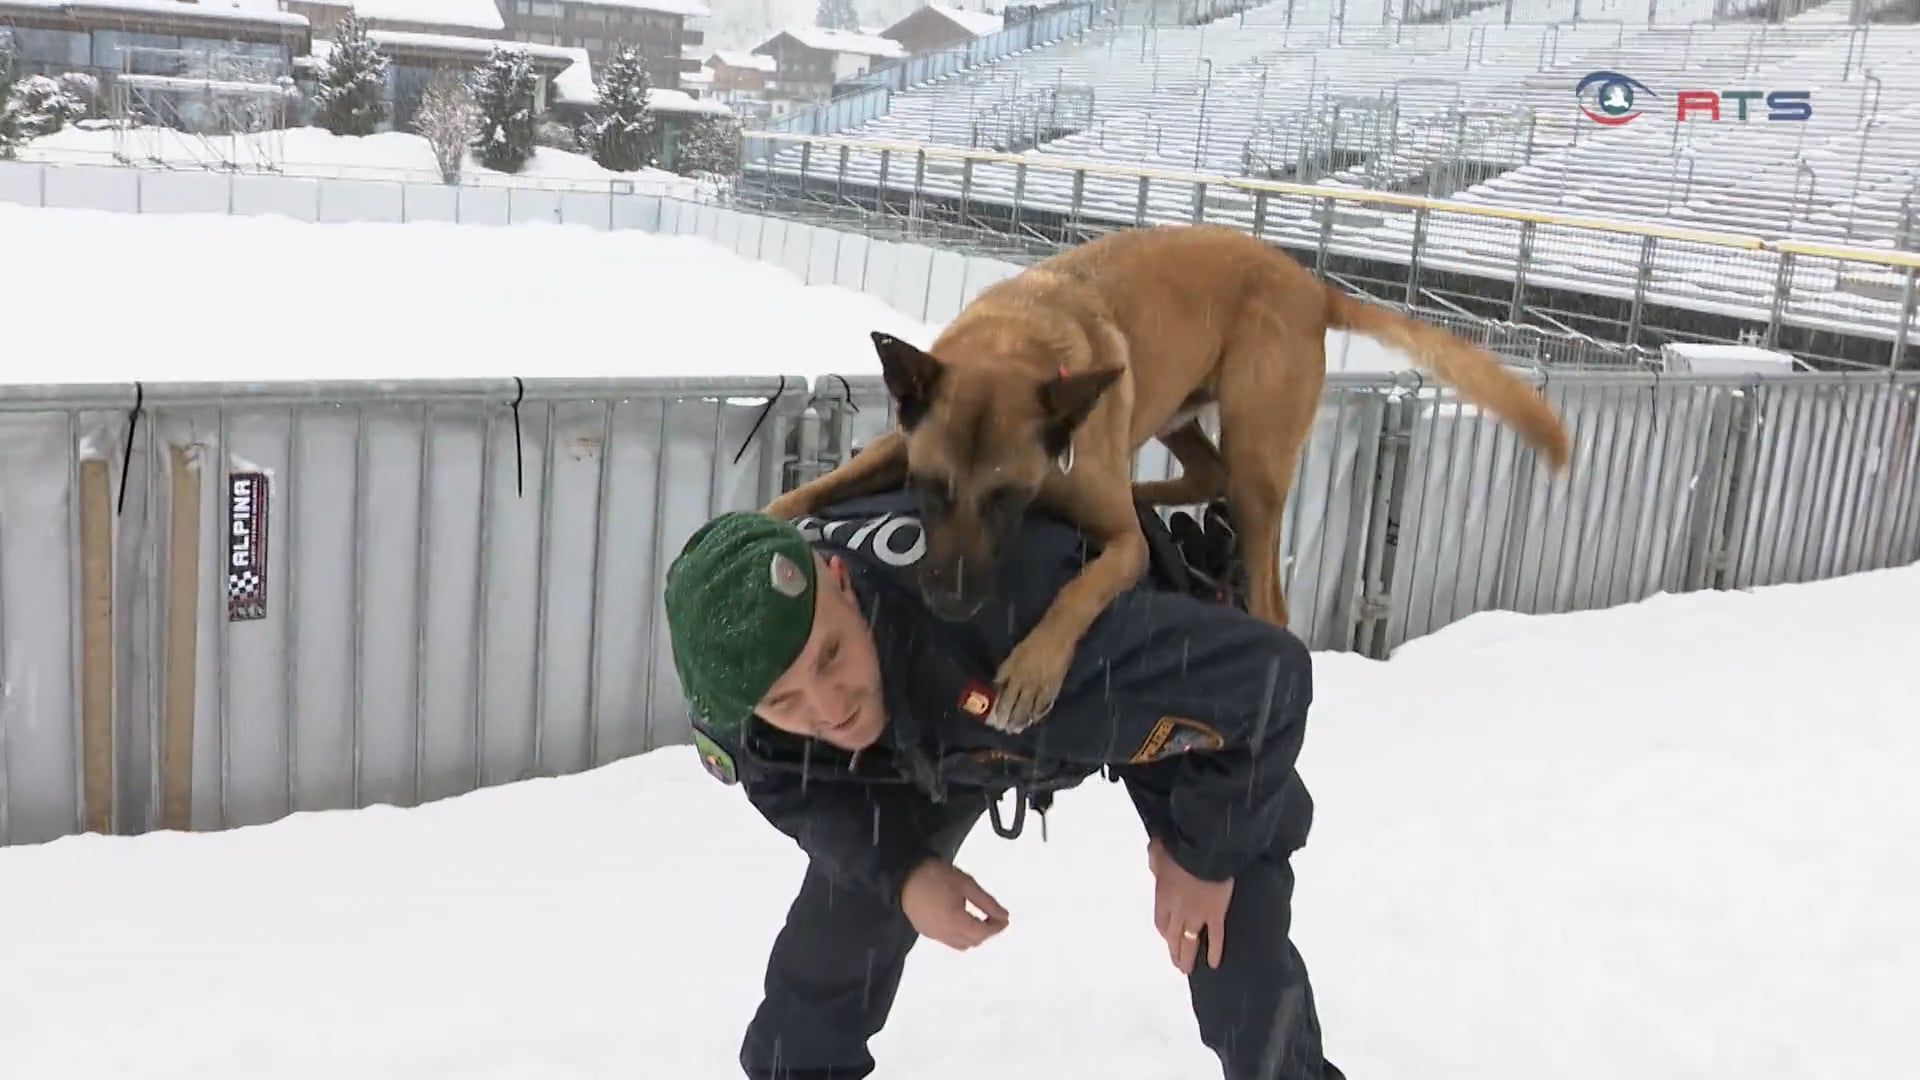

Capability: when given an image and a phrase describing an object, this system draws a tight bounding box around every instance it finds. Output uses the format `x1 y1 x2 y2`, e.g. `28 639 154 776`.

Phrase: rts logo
1574 70 1814 124
1575 71 1654 125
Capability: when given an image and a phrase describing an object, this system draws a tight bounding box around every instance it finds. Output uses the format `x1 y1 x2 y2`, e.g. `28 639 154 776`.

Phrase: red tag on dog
958 680 995 719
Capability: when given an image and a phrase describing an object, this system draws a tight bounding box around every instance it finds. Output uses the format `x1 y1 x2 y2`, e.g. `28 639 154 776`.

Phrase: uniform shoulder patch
692 729 739 785
1127 715 1225 764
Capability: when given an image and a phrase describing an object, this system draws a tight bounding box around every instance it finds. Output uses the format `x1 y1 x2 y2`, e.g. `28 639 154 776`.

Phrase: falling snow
3 559 1914 1078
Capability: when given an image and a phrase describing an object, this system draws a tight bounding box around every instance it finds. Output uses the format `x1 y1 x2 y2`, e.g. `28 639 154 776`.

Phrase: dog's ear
1037 366 1123 457
872 332 943 430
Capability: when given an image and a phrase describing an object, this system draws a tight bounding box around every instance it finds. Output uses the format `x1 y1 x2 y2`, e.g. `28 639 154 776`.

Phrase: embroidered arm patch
1127 715 1225 764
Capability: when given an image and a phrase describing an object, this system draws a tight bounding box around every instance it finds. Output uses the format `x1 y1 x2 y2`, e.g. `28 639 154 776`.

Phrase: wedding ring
1181 929 1199 940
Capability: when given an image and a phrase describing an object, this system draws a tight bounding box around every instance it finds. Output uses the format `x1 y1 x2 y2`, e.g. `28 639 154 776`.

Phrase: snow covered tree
816 0 860 31
469 45 539 173
0 48 20 160
56 72 100 120
312 12 389 137
1 61 85 158
12 75 85 134
675 113 740 179
583 45 655 172
413 67 480 184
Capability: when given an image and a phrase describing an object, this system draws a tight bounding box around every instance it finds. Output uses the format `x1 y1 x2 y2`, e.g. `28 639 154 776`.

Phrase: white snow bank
2 561 1915 1078
21 125 702 197
0 203 936 384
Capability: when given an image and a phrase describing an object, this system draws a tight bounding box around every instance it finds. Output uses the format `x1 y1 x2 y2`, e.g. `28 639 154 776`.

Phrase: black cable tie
116 381 144 517
830 373 857 413
733 375 789 466
510 377 526 499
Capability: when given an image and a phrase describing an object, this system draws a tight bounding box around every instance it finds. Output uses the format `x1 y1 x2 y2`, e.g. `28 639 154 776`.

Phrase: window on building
11 27 90 70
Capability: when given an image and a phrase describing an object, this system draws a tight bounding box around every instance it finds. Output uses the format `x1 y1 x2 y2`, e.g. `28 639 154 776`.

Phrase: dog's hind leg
1215 325 1324 631
1131 419 1226 508
763 429 908 520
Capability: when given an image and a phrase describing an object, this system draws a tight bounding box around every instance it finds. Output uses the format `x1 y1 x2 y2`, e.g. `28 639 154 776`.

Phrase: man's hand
1147 837 1234 975
899 857 1010 951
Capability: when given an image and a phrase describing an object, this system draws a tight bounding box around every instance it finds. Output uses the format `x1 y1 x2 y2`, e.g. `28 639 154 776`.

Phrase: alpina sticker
769 552 806 598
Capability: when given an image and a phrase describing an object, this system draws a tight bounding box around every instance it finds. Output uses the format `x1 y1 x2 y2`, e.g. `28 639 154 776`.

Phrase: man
663 487 1341 1080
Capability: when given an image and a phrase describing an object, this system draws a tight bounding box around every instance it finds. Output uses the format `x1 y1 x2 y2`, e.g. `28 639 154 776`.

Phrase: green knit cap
664 510 819 735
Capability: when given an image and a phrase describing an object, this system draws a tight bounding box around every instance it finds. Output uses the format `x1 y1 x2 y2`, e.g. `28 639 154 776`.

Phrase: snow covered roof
26 0 310 29
681 66 713 85
648 87 728 116
553 46 596 105
762 26 906 59
708 50 776 73
349 0 506 32
365 29 579 65
926 4 1003 35
553 50 731 117
556 0 713 17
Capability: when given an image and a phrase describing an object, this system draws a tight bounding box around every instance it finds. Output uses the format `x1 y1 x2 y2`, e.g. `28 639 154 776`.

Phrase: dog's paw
762 492 806 519
987 636 1072 733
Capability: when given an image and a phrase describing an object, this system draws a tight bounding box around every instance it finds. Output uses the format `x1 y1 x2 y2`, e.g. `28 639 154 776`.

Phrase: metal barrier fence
735 131 1920 373
800 369 1920 654
0 377 810 848
3 370 1916 849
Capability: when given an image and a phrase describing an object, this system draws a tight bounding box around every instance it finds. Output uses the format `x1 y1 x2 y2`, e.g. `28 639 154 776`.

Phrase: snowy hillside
1 560 1913 1078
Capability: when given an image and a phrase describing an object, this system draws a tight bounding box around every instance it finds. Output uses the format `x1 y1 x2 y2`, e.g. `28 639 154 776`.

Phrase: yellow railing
740 130 1920 272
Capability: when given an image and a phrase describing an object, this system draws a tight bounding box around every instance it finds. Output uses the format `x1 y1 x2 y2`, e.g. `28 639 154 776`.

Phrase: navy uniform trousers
737 761 1342 1080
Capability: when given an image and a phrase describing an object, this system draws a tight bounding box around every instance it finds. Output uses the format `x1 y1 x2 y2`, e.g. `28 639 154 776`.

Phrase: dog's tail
1325 285 1571 471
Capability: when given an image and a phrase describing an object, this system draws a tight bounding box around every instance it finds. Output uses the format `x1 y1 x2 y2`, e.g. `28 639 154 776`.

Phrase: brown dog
764 223 1571 733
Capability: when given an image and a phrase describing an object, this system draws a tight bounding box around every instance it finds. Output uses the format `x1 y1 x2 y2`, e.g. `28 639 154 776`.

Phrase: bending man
663 488 1343 1080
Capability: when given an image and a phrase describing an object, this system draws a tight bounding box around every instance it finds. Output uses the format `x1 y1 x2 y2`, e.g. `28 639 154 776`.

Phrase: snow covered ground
2 559 1914 1079
20 125 703 197
0 201 936 383
0 195 1418 383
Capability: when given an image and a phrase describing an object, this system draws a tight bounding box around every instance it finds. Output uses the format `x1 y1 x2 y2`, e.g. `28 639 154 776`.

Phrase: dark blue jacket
701 489 1317 907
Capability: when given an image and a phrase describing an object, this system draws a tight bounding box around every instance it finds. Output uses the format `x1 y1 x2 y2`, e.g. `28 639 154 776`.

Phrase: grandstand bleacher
739 0 1920 368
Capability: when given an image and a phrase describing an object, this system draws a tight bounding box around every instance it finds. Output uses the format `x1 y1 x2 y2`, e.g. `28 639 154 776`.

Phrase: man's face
754 553 887 752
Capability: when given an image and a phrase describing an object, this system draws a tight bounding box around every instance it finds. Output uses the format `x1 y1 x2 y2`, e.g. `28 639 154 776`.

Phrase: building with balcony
750 26 902 105
495 0 709 90
879 3 1002 55
279 0 507 38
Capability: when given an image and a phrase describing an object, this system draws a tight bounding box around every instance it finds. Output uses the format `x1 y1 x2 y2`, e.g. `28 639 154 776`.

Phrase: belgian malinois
764 224 1571 733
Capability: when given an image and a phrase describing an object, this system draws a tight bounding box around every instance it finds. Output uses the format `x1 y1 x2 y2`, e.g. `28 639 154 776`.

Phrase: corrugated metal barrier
0 377 808 846
3 369 1917 846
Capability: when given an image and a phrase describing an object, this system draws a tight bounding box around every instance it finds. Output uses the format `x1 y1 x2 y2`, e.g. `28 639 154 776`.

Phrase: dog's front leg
763 429 909 520
989 467 1148 733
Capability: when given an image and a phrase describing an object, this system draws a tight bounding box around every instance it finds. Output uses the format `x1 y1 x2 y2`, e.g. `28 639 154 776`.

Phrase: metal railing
735 130 1920 372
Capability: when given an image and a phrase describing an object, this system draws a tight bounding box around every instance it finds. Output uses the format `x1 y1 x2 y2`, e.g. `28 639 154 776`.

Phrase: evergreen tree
676 113 741 178
0 46 21 160
0 47 83 158
312 12 388 137
469 46 539 173
584 45 655 173
815 0 860 31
